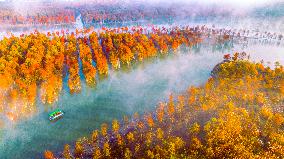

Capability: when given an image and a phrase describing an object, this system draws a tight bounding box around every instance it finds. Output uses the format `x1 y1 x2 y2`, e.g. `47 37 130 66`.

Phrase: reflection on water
0 40 283 159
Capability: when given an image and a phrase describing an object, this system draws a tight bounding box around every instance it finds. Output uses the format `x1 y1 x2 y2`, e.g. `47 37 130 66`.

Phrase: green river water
0 41 283 159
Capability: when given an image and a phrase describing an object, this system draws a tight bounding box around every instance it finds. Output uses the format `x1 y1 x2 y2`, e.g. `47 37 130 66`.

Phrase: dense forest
0 25 233 122
44 54 284 158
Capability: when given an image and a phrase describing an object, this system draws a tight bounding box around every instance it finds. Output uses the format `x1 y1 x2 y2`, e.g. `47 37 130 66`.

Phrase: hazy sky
0 0 280 8
148 0 278 7
0 0 277 4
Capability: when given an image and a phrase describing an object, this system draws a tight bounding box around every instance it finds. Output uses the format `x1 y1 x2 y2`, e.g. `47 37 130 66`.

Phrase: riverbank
46 55 284 159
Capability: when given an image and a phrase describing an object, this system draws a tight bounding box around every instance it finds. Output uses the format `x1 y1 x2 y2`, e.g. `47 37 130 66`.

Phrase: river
0 39 283 158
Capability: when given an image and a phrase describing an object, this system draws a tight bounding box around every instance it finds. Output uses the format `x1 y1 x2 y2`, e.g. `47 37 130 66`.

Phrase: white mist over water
0 40 283 158
0 47 223 159
231 44 284 68
0 1 283 159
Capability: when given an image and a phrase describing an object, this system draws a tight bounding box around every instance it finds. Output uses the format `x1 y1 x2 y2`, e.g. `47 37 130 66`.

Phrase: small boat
49 109 64 122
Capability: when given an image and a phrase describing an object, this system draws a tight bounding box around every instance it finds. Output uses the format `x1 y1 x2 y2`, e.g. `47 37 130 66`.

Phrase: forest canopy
45 55 284 159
